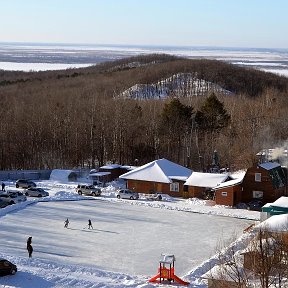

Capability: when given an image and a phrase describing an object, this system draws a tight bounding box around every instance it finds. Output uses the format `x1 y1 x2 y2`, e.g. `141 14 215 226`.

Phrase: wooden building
212 174 244 206
242 162 287 204
183 172 231 199
119 158 192 198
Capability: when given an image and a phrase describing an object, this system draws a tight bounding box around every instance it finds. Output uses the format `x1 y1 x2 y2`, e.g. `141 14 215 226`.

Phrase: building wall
214 184 242 206
242 166 285 203
186 186 204 198
126 179 186 197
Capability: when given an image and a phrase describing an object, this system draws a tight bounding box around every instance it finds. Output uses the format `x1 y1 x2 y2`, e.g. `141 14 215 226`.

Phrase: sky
1 0 288 49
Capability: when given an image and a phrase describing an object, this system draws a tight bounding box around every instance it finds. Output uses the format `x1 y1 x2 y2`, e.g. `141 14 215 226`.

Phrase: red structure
149 254 189 286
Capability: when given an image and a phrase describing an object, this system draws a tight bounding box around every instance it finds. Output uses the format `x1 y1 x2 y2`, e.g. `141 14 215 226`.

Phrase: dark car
0 198 9 208
15 179 36 189
248 200 263 211
0 258 17 276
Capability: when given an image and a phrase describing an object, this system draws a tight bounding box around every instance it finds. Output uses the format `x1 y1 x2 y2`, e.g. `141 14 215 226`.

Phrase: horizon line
0 41 287 51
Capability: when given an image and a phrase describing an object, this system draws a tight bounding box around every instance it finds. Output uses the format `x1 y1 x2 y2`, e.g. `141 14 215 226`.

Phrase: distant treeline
0 54 287 171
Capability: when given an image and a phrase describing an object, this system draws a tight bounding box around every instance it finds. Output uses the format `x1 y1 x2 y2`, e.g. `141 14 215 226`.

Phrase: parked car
0 258 17 276
0 192 27 205
24 187 49 197
76 184 101 196
145 193 162 201
15 179 36 189
248 200 263 211
117 189 139 200
0 198 9 208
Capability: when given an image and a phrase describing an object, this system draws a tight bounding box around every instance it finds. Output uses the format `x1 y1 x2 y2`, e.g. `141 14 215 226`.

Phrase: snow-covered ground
0 179 260 287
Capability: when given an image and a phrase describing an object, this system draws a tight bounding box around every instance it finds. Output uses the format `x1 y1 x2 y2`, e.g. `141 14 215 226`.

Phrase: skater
1 182 5 191
27 236 33 258
64 218 69 228
88 219 93 229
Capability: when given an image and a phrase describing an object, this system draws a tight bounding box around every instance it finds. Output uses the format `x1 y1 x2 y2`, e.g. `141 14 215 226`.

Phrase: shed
261 196 288 221
184 172 230 199
212 172 245 206
99 164 133 182
49 169 77 182
119 158 192 197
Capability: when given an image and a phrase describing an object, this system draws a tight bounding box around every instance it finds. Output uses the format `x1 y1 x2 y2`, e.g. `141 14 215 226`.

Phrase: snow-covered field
0 43 287 77
0 179 260 287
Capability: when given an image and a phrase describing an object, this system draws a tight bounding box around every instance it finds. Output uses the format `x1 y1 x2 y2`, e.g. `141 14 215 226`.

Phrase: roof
256 214 288 232
184 172 229 188
50 169 75 181
270 196 288 209
100 164 122 170
89 172 111 177
119 158 192 184
213 172 245 190
259 162 281 170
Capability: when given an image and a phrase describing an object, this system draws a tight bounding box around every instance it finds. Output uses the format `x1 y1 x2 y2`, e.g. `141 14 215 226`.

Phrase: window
253 191 263 198
255 173 262 182
221 192 227 197
170 182 179 192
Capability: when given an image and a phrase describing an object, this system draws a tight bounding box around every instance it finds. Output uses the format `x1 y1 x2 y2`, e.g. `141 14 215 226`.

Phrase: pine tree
195 93 230 132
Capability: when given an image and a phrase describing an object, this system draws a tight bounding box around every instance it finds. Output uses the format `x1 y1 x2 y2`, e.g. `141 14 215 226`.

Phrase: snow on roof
270 196 288 208
89 172 111 177
120 165 137 171
119 158 192 184
213 172 245 190
100 164 122 169
159 254 175 264
256 214 288 232
184 172 229 188
50 169 74 181
259 162 280 170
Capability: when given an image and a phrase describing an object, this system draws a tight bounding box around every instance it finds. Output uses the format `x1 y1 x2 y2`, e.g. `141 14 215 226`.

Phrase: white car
76 184 101 196
116 189 139 200
24 187 49 197
0 192 27 205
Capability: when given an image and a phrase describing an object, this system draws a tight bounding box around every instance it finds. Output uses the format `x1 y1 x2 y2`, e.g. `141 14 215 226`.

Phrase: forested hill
0 54 287 98
0 54 288 171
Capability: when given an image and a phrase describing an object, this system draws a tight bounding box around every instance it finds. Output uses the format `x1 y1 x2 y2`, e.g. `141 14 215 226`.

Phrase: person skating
64 218 69 228
27 236 33 258
88 219 93 229
1 182 5 191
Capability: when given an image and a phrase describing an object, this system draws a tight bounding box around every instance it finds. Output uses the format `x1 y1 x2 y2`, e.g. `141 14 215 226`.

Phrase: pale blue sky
1 0 287 48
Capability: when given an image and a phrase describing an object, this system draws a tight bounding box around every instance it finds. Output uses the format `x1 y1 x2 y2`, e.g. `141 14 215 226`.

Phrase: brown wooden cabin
213 182 242 206
184 172 231 199
242 162 287 204
120 158 192 198
99 164 133 182
125 178 187 198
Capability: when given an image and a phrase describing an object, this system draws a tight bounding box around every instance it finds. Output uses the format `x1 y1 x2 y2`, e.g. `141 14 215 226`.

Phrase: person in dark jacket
1 182 5 191
64 218 69 228
27 236 33 258
88 219 93 229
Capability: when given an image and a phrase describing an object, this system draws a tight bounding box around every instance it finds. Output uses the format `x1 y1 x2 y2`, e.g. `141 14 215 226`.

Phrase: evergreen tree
195 93 230 132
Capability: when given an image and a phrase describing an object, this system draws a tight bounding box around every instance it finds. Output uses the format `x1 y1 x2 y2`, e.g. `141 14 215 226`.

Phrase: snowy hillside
117 73 233 100
0 177 260 288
